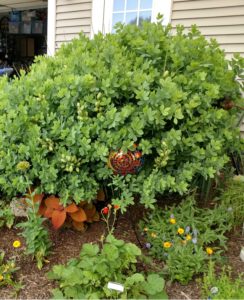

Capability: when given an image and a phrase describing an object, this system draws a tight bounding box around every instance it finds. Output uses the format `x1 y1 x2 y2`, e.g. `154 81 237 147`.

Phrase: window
91 0 172 37
112 0 153 31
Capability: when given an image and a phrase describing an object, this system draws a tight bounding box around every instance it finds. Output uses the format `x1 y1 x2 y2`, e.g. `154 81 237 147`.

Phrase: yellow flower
186 234 192 241
206 247 213 255
177 228 185 235
0 275 3 281
169 218 176 224
13 240 21 248
151 233 157 238
144 227 148 232
163 241 172 248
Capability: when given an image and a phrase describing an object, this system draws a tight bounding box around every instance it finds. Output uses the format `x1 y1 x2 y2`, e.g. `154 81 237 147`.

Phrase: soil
0 209 243 300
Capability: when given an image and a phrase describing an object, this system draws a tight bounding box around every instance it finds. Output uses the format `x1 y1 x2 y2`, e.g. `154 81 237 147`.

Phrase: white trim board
47 0 56 56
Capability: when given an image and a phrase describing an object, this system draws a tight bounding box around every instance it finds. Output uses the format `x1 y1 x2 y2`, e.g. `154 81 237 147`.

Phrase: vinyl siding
171 0 244 58
55 0 92 50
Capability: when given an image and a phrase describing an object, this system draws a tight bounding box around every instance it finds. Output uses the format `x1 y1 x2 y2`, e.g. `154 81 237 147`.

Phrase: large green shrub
0 21 243 208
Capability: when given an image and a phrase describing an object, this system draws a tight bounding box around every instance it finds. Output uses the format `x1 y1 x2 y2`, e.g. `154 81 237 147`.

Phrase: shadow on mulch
0 209 243 299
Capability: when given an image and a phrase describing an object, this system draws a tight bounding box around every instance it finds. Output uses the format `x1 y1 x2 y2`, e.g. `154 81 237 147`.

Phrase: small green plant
16 193 51 270
201 261 244 299
0 201 14 229
141 195 232 284
0 250 22 294
15 163 51 269
216 176 244 226
48 204 167 299
48 234 167 299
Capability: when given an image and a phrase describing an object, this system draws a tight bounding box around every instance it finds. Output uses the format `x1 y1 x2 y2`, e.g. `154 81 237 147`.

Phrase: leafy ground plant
0 21 243 210
48 234 167 299
0 251 22 295
0 201 14 229
216 176 244 226
201 261 244 299
141 195 233 284
16 190 51 270
14 161 52 270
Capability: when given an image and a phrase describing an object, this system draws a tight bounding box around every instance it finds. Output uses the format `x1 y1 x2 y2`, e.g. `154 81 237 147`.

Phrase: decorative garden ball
240 247 244 262
108 148 144 175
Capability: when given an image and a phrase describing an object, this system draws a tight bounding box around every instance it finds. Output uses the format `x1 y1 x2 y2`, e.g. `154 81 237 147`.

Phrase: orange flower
114 205 120 210
102 207 109 215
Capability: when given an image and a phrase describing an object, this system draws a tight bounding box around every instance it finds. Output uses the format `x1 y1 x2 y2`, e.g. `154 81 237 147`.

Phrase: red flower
102 207 109 215
114 205 120 210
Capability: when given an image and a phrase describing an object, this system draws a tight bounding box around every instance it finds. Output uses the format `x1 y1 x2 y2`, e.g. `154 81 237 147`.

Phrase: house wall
171 0 244 59
55 0 92 50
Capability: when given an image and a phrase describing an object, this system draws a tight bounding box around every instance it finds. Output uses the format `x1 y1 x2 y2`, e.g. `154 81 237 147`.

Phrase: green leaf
80 244 100 257
144 274 165 295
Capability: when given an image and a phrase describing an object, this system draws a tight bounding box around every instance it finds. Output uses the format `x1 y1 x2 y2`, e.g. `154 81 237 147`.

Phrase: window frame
91 0 173 37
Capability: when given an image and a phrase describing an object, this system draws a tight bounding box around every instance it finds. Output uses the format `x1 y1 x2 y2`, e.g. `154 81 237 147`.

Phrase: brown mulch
0 212 243 299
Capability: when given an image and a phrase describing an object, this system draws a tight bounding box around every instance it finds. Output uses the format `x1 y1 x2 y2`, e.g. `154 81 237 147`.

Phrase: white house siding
171 0 244 59
55 0 92 50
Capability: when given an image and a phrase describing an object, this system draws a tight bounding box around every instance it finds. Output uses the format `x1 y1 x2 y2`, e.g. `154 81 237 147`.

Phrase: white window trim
47 0 56 56
91 0 173 38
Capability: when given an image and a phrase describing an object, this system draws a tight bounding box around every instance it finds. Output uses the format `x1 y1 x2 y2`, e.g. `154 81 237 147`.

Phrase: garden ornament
108 147 144 175
210 287 219 294
240 247 244 262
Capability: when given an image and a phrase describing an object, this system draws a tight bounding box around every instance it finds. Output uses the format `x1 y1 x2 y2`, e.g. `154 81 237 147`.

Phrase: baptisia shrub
0 21 243 208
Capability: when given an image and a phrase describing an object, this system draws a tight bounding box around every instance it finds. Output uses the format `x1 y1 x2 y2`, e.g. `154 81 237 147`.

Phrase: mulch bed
0 210 243 299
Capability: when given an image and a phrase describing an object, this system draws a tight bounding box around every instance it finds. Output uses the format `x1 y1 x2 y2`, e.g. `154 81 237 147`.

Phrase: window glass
113 0 125 11
126 0 138 11
112 13 124 27
112 0 153 31
140 0 153 10
125 12 138 25
139 10 151 25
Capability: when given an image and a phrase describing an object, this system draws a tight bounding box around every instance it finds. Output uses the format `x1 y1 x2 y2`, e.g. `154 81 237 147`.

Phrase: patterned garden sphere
108 149 144 175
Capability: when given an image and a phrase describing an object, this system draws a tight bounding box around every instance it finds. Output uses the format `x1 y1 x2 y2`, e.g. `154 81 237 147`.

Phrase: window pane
126 0 138 11
125 12 137 25
112 13 124 27
139 10 151 25
113 0 125 11
140 0 153 10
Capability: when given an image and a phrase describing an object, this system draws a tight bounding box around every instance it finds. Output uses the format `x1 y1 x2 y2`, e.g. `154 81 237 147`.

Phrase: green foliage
201 261 244 299
0 251 22 293
141 195 232 284
48 234 167 299
0 201 14 229
16 193 51 270
0 22 243 208
216 176 244 226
